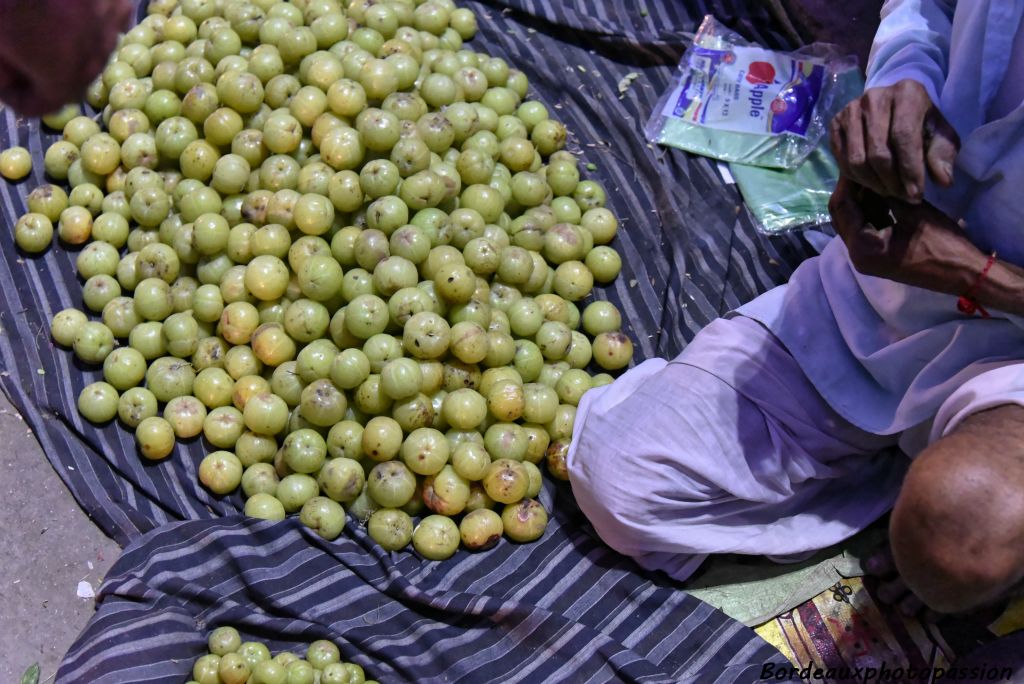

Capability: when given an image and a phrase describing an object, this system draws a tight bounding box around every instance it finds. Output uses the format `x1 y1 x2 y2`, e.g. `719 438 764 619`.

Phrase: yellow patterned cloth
755 580 1024 673
755 577 953 671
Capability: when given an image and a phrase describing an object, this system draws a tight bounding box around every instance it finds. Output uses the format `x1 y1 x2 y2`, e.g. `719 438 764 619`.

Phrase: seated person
569 0 1024 614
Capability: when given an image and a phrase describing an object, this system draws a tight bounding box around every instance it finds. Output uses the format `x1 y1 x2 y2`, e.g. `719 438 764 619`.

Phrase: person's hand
828 176 980 295
0 0 132 116
829 79 960 204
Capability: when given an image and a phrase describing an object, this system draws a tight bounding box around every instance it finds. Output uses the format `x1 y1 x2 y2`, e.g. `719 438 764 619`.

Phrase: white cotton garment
566 317 906 581
566 312 1024 581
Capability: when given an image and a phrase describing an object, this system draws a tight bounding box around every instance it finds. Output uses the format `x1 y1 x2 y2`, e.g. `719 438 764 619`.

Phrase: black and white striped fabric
0 0 821 681
60 490 786 683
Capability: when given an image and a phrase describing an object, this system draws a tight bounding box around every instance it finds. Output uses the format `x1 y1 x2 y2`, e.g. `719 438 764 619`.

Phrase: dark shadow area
779 0 884 69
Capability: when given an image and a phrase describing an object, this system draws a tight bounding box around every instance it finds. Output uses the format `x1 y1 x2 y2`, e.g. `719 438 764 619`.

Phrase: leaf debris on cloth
618 72 640 99
21 663 40 684
586 163 598 172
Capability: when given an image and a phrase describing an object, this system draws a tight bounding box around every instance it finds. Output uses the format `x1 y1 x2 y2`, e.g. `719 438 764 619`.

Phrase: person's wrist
976 260 1024 316
945 244 991 294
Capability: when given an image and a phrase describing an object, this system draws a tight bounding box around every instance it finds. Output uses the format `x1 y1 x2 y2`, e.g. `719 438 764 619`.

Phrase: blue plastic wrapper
645 15 858 170
729 67 865 235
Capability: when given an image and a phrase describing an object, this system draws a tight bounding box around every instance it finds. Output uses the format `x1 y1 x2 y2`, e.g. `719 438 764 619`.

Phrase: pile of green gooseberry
7 0 637 560
189 627 377 684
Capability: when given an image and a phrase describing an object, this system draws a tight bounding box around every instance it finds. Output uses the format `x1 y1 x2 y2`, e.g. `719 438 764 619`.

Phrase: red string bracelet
957 251 998 318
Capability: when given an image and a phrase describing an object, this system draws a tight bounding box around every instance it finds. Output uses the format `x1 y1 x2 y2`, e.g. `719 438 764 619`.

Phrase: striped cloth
0 0 820 681
59 493 786 683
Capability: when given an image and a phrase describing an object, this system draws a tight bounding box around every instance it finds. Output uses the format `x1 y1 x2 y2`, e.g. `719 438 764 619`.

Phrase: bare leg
889 405 1024 613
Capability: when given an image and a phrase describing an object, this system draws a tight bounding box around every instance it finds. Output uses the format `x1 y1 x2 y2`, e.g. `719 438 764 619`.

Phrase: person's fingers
842 100 886 196
898 593 925 617
862 89 902 197
856 184 896 228
840 102 867 179
890 82 931 203
829 117 847 171
877 577 909 604
74 5 120 81
831 180 884 234
925 109 960 187
864 547 896 577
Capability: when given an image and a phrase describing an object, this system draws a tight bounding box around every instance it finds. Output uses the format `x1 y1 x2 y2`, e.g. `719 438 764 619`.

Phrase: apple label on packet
662 44 826 137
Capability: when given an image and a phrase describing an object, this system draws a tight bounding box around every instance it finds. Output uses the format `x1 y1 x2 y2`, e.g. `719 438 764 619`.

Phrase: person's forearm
920 234 1024 317
833 179 1024 314
896 232 1024 317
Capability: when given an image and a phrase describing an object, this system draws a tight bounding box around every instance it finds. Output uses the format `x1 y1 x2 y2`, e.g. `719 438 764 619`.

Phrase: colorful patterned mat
758 577 954 674
756 578 1024 679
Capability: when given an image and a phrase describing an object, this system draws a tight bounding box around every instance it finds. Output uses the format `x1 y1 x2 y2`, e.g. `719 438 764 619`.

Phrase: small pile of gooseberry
189 627 377 684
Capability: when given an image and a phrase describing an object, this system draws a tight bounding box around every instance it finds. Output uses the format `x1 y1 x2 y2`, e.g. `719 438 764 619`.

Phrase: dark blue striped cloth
60 489 787 683
0 0 819 681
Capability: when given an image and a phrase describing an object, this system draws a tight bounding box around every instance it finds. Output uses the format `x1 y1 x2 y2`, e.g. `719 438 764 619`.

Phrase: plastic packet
728 68 864 234
645 15 858 169
729 147 839 234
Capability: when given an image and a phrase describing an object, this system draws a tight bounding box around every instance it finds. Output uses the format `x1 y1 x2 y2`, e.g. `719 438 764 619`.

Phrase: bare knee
892 406 1024 613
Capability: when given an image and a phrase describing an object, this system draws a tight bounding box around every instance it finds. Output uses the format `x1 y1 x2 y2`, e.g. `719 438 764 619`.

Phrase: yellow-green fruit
0 146 32 180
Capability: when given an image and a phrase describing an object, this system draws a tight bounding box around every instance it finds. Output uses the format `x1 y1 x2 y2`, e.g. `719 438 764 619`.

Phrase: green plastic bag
728 147 839 234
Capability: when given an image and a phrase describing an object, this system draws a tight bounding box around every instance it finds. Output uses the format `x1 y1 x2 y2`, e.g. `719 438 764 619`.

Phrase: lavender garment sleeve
866 0 957 104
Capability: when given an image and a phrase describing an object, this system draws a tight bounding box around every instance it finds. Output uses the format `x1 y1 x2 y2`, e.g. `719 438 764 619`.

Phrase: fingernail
906 183 920 200
940 162 954 181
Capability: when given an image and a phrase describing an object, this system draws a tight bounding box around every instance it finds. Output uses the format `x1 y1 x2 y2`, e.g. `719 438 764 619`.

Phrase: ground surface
0 391 120 682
